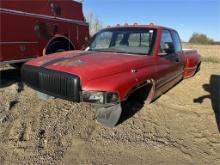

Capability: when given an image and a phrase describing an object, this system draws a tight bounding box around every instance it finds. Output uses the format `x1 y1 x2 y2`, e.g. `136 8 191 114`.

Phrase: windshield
88 28 157 55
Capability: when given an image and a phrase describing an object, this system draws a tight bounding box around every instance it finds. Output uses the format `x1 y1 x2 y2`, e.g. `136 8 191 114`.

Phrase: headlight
82 91 104 104
81 91 119 104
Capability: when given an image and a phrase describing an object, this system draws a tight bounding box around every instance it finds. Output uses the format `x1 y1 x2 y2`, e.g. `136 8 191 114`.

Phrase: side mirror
163 42 175 54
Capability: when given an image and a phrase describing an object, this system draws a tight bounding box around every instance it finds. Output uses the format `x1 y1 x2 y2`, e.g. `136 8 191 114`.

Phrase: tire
46 40 73 55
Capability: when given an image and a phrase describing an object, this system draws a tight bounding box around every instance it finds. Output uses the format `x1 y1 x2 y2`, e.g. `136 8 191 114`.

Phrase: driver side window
159 30 174 54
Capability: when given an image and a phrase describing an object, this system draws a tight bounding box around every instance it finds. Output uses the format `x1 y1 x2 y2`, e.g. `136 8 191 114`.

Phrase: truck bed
183 49 201 78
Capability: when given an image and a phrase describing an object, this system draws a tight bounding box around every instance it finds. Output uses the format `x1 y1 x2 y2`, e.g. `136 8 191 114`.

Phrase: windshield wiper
89 48 121 52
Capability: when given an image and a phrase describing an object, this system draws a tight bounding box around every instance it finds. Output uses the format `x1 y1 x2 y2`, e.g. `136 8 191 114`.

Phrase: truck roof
103 23 175 31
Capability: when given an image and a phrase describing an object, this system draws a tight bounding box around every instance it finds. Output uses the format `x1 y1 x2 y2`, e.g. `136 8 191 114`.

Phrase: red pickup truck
21 24 201 127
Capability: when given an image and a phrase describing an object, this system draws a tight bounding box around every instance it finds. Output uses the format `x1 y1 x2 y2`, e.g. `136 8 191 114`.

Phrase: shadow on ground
0 68 23 91
194 75 220 132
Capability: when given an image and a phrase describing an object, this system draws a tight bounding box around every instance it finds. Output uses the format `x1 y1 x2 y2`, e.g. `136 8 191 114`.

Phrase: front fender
81 71 136 101
82 71 156 103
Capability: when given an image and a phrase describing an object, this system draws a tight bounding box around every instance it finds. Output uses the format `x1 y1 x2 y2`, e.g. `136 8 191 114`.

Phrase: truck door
171 30 184 72
156 29 183 94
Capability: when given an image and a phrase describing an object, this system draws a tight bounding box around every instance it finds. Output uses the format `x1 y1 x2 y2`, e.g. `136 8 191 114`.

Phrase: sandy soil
0 63 220 165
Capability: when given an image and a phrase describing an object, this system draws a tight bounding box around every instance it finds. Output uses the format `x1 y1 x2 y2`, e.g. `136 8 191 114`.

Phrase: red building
0 0 89 65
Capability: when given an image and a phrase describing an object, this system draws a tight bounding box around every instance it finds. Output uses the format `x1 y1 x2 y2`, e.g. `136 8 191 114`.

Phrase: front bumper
21 64 81 102
21 64 122 127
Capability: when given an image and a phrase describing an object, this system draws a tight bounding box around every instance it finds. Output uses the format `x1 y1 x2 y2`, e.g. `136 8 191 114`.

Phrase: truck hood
26 50 149 83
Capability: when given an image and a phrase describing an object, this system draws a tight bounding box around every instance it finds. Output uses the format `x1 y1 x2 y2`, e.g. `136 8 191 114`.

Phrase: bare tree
86 11 103 36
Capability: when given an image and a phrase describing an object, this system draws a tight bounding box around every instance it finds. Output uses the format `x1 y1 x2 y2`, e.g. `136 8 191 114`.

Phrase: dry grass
182 43 220 63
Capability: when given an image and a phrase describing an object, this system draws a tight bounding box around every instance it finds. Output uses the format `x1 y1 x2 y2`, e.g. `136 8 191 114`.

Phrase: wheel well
195 61 201 73
125 81 154 104
45 37 74 55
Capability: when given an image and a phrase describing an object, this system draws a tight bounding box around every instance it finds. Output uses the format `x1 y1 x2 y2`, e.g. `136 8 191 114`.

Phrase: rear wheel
46 39 74 55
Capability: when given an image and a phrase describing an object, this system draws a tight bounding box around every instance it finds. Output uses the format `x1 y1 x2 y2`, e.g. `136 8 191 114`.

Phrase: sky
83 0 220 42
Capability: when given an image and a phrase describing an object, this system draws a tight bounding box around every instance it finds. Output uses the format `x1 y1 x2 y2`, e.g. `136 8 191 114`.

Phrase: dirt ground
0 62 220 165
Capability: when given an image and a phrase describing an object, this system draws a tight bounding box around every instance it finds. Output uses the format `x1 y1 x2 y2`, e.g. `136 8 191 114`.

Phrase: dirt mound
0 63 220 164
